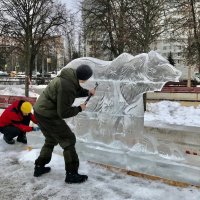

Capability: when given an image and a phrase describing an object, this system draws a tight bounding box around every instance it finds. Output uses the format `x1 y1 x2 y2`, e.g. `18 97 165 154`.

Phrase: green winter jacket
33 68 89 119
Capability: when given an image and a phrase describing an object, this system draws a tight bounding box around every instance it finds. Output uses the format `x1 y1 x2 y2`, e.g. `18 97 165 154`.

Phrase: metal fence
0 77 53 85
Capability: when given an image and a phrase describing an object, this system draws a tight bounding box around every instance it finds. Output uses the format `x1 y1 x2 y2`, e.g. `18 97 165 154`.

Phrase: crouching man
0 100 40 144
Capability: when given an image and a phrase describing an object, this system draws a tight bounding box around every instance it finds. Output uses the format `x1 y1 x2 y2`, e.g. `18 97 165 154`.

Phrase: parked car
0 71 9 77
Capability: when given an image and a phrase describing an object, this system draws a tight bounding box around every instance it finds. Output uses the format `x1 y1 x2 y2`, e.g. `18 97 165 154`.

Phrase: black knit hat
76 64 93 80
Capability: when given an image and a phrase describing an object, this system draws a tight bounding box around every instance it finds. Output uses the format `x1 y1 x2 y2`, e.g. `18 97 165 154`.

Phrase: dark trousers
34 112 79 173
0 116 30 140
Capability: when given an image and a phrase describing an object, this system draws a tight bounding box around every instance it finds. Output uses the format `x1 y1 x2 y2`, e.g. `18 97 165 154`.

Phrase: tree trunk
187 65 192 87
25 40 31 97
189 0 200 72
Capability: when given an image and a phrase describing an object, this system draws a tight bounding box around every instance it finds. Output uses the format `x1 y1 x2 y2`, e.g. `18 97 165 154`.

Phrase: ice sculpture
60 51 181 152
58 52 200 186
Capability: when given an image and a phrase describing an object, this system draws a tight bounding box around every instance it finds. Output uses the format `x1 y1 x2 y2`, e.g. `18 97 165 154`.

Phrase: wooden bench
160 86 200 93
0 95 37 109
164 81 199 87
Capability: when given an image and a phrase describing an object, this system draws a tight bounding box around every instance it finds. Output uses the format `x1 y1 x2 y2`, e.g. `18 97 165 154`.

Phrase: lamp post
4 64 7 72
47 57 51 74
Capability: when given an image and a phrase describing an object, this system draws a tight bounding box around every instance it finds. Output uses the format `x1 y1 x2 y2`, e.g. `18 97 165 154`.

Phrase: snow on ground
0 85 200 199
0 136 199 200
145 101 200 127
0 85 40 98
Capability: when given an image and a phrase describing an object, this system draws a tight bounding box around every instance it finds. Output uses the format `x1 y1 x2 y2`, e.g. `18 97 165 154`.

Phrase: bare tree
0 0 68 96
63 13 78 62
126 0 169 53
82 0 132 58
170 0 200 72
82 0 170 58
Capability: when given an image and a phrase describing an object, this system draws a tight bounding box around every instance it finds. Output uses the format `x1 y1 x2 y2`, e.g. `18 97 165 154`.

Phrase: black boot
34 165 51 177
17 135 27 144
65 172 88 184
3 135 15 144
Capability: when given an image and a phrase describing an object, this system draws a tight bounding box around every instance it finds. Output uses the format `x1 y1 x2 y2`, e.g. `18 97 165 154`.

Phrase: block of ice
57 52 200 186
61 51 181 151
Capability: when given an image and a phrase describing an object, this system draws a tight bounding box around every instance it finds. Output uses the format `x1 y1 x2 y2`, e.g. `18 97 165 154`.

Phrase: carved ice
60 51 181 155
57 52 200 186
58 51 181 162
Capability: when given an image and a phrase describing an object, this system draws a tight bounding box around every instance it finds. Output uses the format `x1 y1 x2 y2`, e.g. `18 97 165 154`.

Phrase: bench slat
161 86 200 93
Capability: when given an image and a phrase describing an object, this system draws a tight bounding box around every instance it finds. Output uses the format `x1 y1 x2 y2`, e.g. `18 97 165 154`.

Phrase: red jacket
0 100 37 132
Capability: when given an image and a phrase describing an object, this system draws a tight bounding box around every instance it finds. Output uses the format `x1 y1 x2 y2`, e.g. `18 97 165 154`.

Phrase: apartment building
151 37 197 80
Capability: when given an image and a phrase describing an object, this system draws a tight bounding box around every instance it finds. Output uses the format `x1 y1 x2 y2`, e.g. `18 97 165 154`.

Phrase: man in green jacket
33 64 95 184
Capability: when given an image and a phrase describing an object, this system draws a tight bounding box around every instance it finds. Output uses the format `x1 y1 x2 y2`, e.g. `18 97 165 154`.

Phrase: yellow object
21 102 32 114
25 146 33 151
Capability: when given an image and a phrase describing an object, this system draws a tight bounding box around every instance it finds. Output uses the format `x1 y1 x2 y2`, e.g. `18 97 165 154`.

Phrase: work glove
32 126 40 131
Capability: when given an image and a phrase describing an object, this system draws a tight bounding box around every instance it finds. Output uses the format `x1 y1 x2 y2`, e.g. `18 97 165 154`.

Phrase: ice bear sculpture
60 51 181 152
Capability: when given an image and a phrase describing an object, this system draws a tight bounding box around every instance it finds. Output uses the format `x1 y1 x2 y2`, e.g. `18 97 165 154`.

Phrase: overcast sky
60 0 80 11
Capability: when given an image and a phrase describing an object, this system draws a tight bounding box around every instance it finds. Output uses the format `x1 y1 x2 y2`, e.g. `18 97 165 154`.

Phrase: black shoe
65 172 88 184
34 166 51 177
3 135 15 144
17 135 27 144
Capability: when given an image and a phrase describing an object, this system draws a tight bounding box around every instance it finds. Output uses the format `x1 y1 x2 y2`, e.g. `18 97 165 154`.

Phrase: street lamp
4 64 7 72
47 57 51 74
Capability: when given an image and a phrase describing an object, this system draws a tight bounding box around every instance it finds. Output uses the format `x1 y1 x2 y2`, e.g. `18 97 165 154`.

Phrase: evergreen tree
167 51 175 66
72 51 80 60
